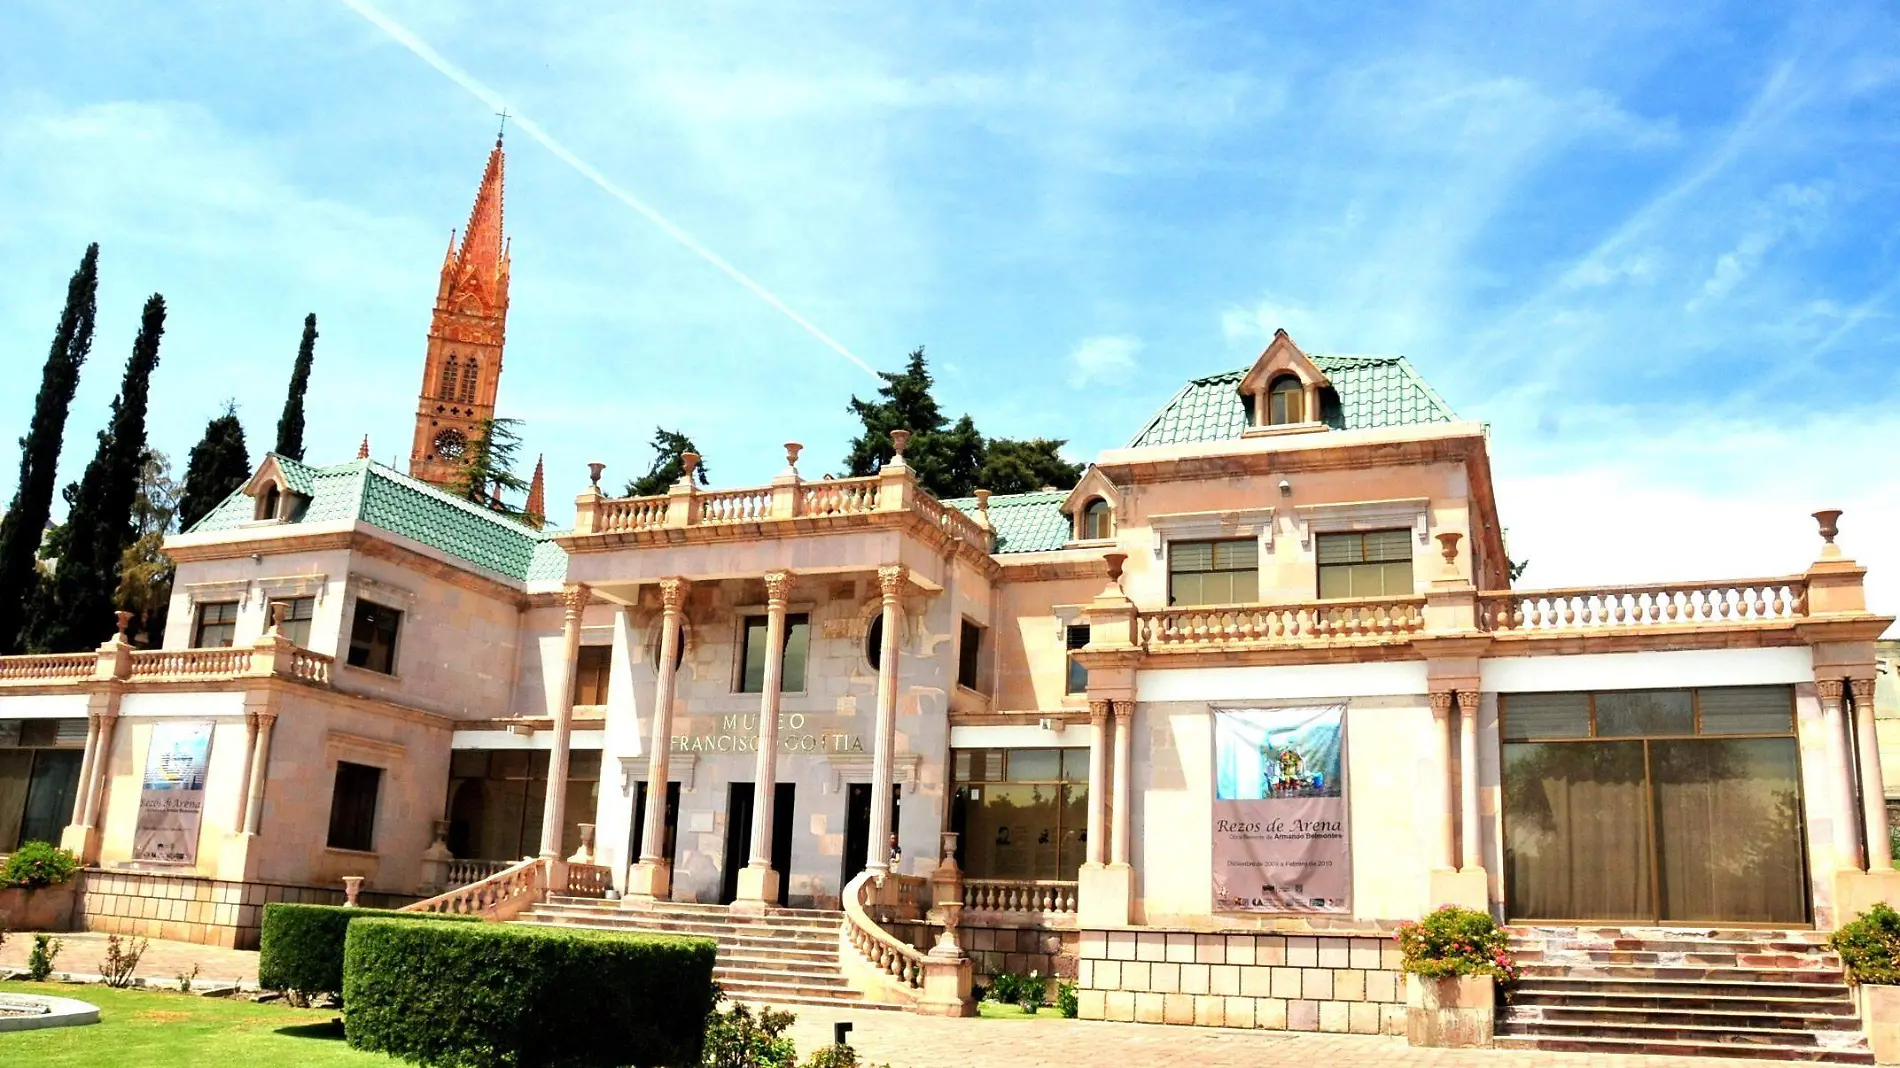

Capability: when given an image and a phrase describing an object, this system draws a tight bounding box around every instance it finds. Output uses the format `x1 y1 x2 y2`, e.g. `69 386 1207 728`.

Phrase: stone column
1086 699 1109 866
1111 700 1134 867
629 578 688 899
1854 679 1892 871
242 710 278 836
865 564 906 876
1456 690 1481 872
81 707 119 830
1429 691 1457 871
539 584 588 863
68 712 102 828
737 570 792 909
1820 679 1864 872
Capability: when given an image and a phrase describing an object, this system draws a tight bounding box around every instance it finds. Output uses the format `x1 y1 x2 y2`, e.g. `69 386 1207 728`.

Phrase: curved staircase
1497 926 1872 1063
516 896 897 1011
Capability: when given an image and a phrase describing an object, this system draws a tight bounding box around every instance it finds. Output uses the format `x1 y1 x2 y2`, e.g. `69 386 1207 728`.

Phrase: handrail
0 653 95 683
129 647 251 678
840 870 925 995
963 878 1079 914
443 858 518 888
696 487 772 525
287 649 333 684
598 495 669 534
1479 577 1809 632
800 477 880 517
1143 596 1426 649
402 856 545 920
566 862 613 897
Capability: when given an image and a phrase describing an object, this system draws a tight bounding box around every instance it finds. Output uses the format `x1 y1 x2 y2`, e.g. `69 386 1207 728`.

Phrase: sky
1 1 1897 629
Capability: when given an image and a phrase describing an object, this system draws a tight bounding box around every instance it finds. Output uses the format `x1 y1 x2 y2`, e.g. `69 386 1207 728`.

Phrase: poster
133 720 215 864
1211 704 1350 913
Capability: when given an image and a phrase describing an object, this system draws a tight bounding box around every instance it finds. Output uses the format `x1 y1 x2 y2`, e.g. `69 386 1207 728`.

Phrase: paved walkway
0 932 258 987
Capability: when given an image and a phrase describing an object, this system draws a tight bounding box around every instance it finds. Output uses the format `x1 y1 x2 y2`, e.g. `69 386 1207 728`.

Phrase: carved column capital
1089 699 1112 723
1429 690 1455 716
658 577 689 612
251 709 279 731
763 570 793 606
1851 678 1876 704
1111 699 1135 720
878 564 909 601
562 583 589 620
1818 678 1845 703
1455 690 1480 714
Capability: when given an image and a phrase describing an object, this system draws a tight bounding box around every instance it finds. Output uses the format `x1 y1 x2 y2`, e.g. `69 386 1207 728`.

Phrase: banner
133 720 215 864
1211 705 1349 913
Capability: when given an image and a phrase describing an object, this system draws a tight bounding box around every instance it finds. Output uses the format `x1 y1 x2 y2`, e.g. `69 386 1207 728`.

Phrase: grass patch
0 980 397 1067
977 1000 1058 1021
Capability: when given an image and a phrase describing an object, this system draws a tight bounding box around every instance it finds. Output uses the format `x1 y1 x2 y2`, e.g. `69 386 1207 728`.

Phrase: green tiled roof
945 490 1071 555
183 454 566 583
1127 354 1457 448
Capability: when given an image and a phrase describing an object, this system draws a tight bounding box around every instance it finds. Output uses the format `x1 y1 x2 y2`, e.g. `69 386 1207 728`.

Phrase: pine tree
0 244 99 654
274 313 317 461
176 403 252 531
843 347 983 498
626 428 710 497
976 438 1083 495
451 417 530 514
118 451 179 647
28 293 167 652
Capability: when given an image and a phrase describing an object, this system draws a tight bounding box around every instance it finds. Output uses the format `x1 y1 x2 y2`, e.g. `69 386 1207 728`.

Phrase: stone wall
79 868 416 950
888 920 1080 988
1076 928 1405 1035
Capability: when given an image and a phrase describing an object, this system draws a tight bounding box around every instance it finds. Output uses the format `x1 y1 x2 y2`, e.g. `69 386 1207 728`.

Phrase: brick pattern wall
1077 929 1405 1035
889 920 1080 987
79 869 416 950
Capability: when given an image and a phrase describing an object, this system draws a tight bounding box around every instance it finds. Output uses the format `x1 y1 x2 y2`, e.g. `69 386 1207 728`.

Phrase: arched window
258 485 281 521
865 614 884 671
438 356 459 399
1082 498 1113 540
460 359 479 404
433 428 467 461
1268 374 1304 425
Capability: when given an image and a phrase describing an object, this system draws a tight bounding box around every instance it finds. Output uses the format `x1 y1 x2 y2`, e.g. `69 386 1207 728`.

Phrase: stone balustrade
402 856 546 920
1142 596 1427 650
0 653 95 684
0 635 337 689
802 477 880 517
566 862 613 897
129 647 253 679
842 870 926 995
963 878 1079 916
444 858 520 888
1478 577 1809 633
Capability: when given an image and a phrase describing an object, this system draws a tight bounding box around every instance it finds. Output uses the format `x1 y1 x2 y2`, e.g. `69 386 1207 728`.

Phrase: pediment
243 455 293 499
1061 465 1122 517
1237 329 1329 396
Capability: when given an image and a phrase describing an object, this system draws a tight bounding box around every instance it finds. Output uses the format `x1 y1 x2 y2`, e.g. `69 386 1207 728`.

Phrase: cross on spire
495 107 511 146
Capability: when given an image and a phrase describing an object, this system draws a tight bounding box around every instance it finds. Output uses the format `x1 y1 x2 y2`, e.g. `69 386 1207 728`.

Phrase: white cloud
1068 335 1141 388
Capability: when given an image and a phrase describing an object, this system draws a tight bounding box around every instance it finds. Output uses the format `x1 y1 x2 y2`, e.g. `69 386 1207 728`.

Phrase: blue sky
2 1 1898 624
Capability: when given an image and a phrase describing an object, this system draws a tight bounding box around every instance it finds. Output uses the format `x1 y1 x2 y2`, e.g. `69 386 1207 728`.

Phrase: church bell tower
409 135 511 489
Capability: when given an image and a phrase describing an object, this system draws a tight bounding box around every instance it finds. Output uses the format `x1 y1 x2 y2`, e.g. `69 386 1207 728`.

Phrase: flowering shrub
1394 905 1520 988
1831 903 1900 985
0 841 79 889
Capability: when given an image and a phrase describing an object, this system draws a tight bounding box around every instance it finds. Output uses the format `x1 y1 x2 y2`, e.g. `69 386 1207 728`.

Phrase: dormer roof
1236 329 1330 396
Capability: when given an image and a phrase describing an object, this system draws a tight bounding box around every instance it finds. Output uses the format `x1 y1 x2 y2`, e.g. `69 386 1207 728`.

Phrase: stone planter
1860 984 1900 1063
0 883 77 932
1405 973 1494 1048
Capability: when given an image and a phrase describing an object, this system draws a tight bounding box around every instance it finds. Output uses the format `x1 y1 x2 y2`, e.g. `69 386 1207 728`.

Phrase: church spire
525 454 546 530
457 135 506 282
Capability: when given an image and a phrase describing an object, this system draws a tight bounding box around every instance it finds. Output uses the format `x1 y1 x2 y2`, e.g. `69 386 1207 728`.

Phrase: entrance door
1502 686 1808 925
840 783 901 890
721 783 756 905
770 783 795 906
629 781 681 870
17 750 82 848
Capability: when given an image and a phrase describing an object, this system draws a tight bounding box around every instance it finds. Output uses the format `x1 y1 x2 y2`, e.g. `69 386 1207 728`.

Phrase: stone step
717 976 868 1001
540 900 844 931
1516 977 1852 1001
516 919 841 959
1516 949 1838 968
1507 926 1831 944
584 897 846 922
717 967 853 989
1506 1005 1863 1033
1520 964 1847 985
1512 990 1858 1016
1493 1033 1874 1064
722 989 903 1013
520 911 841 944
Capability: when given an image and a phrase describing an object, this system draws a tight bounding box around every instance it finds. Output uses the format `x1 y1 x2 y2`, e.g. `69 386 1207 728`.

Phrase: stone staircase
1497 926 1872 1063
516 896 895 1011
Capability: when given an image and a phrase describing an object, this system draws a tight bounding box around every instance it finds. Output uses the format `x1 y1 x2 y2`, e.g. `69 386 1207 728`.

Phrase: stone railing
1479 577 1809 633
963 878 1079 916
288 648 334 685
841 870 925 999
802 477 880 517
129 647 253 679
444 858 520 888
1142 596 1427 650
599 495 669 533
0 653 96 684
566 862 613 898
403 856 546 920
696 487 774 525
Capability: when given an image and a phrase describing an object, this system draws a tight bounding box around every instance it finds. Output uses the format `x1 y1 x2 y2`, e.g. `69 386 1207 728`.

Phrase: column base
623 860 673 902
214 832 265 883
917 955 977 1016
1078 862 1134 928
1427 868 1489 913
731 864 779 914
59 823 101 865
1834 869 1900 927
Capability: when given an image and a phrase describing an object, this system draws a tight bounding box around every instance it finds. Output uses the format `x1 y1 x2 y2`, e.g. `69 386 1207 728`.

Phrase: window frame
1081 498 1113 541
192 601 241 648
736 612 811 694
1268 374 1305 425
1315 528 1415 600
326 760 384 853
346 599 403 675
1166 537 1261 607
572 644 613 706
957 618 985 692
277 597 317 647
1064 624 1090 695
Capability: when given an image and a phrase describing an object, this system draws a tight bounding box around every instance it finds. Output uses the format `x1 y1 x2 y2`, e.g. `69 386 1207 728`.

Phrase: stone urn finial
974 488 991 513
1437 531 1462 567
1105 552 1128 584
890 429 911 459
784 441 802 469
1814 509 1843 558
587 461 605 488
268 600 289 633
114 610 132 639
342 875 363 907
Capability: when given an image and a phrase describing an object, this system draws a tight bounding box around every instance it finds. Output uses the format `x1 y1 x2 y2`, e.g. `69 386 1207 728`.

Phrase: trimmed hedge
258 902 481 996
343 918 717 1068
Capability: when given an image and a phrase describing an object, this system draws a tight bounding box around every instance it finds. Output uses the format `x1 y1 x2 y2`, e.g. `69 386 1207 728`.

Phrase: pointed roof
525 454 546 526
357 434 371 460
456 136 507 279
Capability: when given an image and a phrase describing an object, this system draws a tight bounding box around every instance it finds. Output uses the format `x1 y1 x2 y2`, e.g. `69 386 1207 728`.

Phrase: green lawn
976 1000 1061 1021
0 981 398 1067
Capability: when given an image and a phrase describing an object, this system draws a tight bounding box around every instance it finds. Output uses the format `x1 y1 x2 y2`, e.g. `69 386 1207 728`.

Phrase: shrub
701 993 797 1068
1832 903 1900 985
100 934 146 988
1056 980 1078 1018
986 970 1024 1003
27 934 61 981
0 841 79 889
802 1045 891 1068
1017 969 1046 1013
344 917 717 1068
1396 905 1520 988
258 902 481 999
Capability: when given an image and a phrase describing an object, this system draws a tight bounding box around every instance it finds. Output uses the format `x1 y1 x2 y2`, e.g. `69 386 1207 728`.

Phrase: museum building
0 136 1893 1041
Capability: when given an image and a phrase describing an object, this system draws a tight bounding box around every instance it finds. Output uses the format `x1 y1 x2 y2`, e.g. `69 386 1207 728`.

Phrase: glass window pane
982 750 1005 782
1066 655 1088 695
1317 533 1362 566
1213 539 1258 571
1060 783 1089 877
782 616 810 691
1504 740 1651 920
449 750 488 777
1009 749 1061 782
1595 690 1694 737
740 617 768 693
568 750 602 781
953 750 972 783
1502 693 1591 740
1062 748 1091 781
1650 737 1805 924
1365 529 1413 563
1382 559 1414 596
1170 572 1203 605
1697 687 1794 735
1171 541 1213 572
1318 566 1351 599
1230 569 1258 603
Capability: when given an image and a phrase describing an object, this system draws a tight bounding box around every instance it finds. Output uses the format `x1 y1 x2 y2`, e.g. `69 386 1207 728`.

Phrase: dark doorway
770 782 796 906
16 750 82 849
629 780 681 871
840 783 901 891
721 783 756 905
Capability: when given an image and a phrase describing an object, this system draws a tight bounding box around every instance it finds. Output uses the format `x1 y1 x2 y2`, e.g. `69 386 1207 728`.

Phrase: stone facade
77 868 415 950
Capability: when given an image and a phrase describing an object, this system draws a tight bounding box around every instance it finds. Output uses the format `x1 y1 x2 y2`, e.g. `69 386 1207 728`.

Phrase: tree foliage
119 452 179 648
626 427 709 497
176 404 252 532
0 243 98 654
274 313 317 461
452 417 530 514
28 293 166 652
843 347 1082 499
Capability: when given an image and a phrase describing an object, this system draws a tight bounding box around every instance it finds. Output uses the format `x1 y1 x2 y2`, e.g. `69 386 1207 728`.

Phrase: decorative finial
890 429 911 459
784 442 803 469
1437 531 1462 567
495 106 511 146
115 610 132 639
681 452 700 483
1814 509 1844 559
269 601 289 631
974 488 991 513
357 434 371 460
587 461 605 489
1104 552 1128 584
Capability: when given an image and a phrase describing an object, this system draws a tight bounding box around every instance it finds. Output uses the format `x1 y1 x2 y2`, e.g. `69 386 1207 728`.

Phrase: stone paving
0 931 1809 1068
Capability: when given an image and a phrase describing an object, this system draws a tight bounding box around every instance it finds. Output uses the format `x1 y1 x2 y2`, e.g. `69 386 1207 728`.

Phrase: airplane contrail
335 0 880 379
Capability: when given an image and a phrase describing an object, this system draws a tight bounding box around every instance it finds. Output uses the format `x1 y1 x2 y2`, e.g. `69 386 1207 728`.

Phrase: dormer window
1082 499 1113 540
1061 466 1122 545
1238 329 1330 434
1268 375 1304 425
257 484 282 522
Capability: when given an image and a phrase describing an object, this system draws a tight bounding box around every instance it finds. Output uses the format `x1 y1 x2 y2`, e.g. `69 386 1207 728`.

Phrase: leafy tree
626 428 709 497
977 437 1083 496
0 243 99 654
274 313 317 461
452 417 530 514
27 294 166 652
176 403 252 531
118 451 179 647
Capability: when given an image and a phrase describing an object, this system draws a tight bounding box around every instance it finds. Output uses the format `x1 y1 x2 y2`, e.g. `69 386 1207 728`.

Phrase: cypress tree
177 403 253 531
626 428 709 497
29 294 167 652
0 244 99 653
841 347 984 498
274 313 317 461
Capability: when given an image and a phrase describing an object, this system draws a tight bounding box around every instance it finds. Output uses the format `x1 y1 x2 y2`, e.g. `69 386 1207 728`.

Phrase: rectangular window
739 613 810 693
278 597 316 647
326 761 383 852
1316 530 1414 599
1064 624 1089 695
572 645 612 706
193 601 240 648
346 600 402 675
1168 539 1259 606
950 747 1091 881
958 619 983 691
